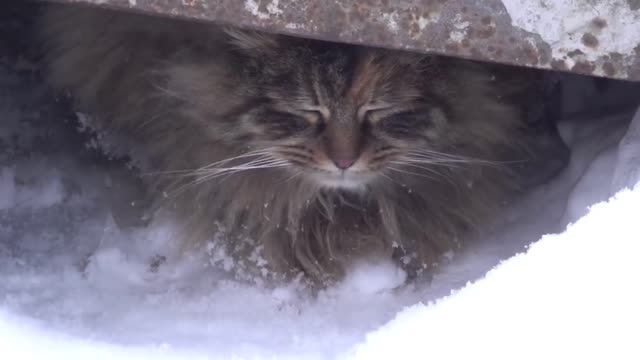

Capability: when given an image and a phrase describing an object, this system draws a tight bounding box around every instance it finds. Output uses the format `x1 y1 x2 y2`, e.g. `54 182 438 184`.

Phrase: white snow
0 165 65 210
244 0 283 20
1 67 640 358
613 110 640 193
502 0 640 76
348 184 640 360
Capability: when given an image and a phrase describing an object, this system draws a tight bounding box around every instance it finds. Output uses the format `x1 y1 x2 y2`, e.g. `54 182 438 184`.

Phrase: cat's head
170 28 516 191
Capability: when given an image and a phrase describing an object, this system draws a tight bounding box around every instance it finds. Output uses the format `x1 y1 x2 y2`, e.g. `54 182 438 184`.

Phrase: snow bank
349 184 640 360
1 161 639 360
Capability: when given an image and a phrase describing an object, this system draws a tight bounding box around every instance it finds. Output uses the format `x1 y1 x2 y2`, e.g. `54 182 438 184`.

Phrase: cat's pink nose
333 158 356 170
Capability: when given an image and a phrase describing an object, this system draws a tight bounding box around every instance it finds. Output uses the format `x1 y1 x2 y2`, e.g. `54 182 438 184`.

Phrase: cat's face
215 31 457 190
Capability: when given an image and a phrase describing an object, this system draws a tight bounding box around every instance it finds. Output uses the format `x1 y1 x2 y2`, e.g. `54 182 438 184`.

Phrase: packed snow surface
1 57 639 359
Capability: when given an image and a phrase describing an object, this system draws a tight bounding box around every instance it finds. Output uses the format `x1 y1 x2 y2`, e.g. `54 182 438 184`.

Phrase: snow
349 185 640 360
502 0 640 77
0 165 66 210
613 109 640 193
2 44 640 359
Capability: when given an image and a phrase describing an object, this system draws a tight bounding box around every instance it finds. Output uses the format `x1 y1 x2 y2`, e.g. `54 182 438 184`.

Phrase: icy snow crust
1 56 640 358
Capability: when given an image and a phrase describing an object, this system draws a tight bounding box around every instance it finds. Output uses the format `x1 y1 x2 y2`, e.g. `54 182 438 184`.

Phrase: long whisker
181 163 288 191
279 169 303 184
390 161 457 185
145 158 277 182
168 163 289 198
166 154 289 197
387 166 440 182
406 150 506 167
187 159 289 185
194 157 287 174
198 148 278 169
407 149 476 159
398 157 467 170
409 150 483 160
404 156 481 166
142 148 278 176
412 149 528 165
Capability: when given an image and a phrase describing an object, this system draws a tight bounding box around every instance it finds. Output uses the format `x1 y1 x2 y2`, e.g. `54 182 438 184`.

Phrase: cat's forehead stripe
347 56 380 104
311 67 328 108
300 105 331 120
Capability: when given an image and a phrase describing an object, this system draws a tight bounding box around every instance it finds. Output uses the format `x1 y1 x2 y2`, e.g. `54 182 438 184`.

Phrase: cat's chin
310 171 372 191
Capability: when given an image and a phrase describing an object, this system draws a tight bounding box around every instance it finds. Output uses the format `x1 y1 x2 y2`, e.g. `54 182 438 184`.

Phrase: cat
38 3 549 286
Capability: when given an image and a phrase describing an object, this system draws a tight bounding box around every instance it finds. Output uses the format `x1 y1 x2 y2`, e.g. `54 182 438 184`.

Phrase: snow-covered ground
1 23 640 359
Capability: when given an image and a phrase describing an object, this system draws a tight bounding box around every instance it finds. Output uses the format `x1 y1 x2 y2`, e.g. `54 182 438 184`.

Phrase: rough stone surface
44 0 640 81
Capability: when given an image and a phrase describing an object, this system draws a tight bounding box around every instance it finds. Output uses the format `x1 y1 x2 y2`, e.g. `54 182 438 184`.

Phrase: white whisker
405 150 502 167
143 148 279 177
390 161 457 185
387 166 439 182
158 149 290 198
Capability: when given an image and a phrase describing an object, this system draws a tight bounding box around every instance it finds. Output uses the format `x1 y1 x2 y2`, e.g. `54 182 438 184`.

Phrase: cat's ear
223 27 280 55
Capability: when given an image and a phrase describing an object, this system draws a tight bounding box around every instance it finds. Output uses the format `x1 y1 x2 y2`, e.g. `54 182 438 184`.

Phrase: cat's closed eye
260 107 330 137
259 110 311 137
375 110 429 137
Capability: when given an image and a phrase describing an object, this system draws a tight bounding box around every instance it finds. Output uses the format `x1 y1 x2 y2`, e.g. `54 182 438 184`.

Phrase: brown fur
38 4 536 286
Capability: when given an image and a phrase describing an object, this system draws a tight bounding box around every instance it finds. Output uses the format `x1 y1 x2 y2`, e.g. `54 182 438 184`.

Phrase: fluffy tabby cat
39 4 544 286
